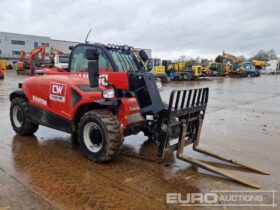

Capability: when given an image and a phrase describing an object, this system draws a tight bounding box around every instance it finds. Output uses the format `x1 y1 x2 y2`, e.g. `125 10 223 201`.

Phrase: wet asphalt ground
0 71 279 210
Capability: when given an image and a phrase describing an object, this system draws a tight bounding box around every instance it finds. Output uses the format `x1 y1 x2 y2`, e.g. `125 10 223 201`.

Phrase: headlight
130 105 140 111
103 89 115 99
124 45 129 51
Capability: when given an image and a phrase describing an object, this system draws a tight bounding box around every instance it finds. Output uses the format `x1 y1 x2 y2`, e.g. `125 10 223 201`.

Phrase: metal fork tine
181 91 187 109
205 88 209 103
193 117 269 175
197 89 202 105
193 147 270 175
202 88 206 104
191 89 197 106
174 91 181 110
168 90 176 112
176 154 261 189
186 90 192 107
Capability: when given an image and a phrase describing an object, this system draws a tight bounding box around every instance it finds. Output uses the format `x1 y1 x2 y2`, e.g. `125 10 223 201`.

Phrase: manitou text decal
71 73 89 78
32 95 47 106
71 73 108 85
50 82 66 103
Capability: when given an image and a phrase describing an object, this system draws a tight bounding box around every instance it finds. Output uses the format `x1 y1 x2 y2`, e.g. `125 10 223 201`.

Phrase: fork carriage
130 73 269 188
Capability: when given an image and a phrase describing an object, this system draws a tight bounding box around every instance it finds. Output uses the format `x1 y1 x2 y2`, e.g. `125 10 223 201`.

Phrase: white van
263 60 280 74
54 54 70 69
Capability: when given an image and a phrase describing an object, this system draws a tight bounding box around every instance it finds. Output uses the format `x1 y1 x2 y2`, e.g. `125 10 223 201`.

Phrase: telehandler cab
10 43 269 188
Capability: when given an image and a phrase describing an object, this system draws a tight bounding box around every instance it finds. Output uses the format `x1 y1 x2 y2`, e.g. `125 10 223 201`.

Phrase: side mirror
86 48 99 87
139 50 149 62
69 46 74 51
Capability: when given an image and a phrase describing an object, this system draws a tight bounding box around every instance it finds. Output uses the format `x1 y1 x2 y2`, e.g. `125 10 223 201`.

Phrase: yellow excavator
221 51 260 77
221 51 243 71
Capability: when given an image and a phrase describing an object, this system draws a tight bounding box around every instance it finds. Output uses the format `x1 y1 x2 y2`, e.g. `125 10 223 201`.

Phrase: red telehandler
9 43 269 188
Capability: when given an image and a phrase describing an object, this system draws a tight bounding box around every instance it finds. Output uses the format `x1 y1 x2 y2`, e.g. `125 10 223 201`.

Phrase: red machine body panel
117 98 143 127
23 70 143 128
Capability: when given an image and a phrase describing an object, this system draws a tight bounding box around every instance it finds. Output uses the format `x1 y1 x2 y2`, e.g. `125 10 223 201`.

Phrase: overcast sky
1 0 279 59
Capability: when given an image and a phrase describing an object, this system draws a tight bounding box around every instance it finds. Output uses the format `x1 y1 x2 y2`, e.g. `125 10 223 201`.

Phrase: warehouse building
0 32 79 64
51 39 79 54
0 31 152 66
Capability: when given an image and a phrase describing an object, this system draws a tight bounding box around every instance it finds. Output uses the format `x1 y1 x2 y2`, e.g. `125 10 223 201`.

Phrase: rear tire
78 110 123 162
10 97 38 135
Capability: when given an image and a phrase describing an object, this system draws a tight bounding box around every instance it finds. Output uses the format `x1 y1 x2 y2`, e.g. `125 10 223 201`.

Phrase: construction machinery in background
252 60 267 70
167 61 203 81
132 52 167 85
162 59 172 72
192 65 203 78
16 50 28 71
235 61 260 77
0 60 7 79
220 51 260 77
207 61 229 76
16 43 46 75
10 42 269 188
146 58 170 83
1 60 7 71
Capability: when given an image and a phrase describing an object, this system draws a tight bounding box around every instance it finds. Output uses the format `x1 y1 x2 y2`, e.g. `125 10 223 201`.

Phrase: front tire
78 110 123 162
10 97 38 135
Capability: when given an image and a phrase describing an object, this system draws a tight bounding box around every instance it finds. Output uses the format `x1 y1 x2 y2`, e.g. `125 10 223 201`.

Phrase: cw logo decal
50 82 66 103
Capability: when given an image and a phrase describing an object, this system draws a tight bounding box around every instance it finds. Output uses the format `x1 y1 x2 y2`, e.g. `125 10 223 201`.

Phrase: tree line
176 49 278 66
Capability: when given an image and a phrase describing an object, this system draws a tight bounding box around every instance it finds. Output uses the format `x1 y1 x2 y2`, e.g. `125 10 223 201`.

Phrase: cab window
98 50 113 72
70 46 113 72
70 46 88 72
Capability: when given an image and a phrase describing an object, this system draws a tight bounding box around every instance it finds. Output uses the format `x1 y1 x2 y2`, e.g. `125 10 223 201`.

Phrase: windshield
243 62 253 69
154 59 161 66
59 56 69 63
233 62 241 70
210 63 218 70
110 49 138 72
